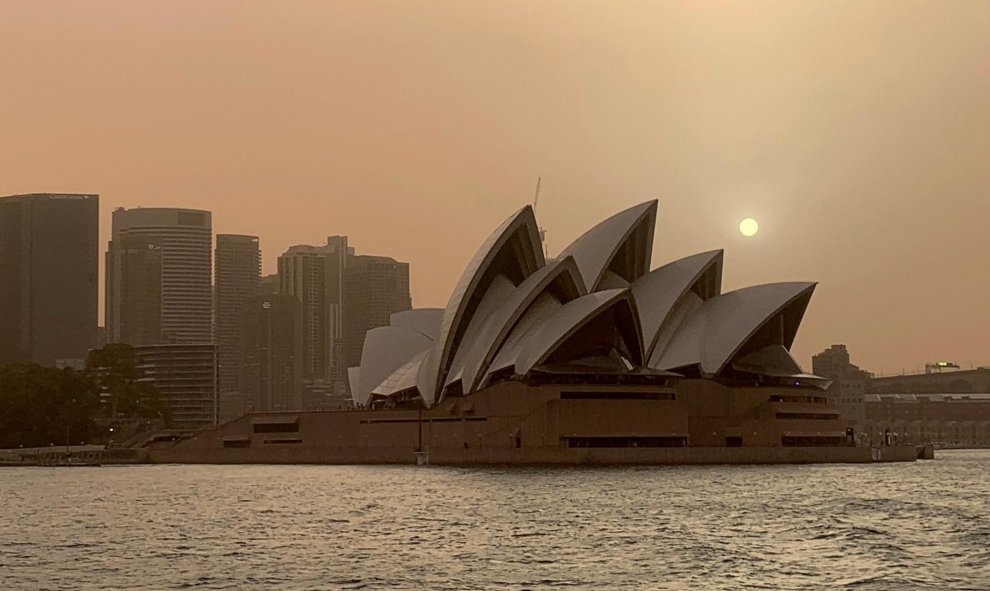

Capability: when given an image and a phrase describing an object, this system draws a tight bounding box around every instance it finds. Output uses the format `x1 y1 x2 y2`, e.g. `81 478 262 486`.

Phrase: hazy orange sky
2 1 988 375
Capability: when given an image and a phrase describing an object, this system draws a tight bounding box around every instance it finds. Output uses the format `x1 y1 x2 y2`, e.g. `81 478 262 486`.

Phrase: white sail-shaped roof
415 347 442 405
652 282 817 376
514 289 643 376
484 291 565 384
557 200 657 292
444 274 516 390
373 349 430 397
418 206 545 406
347 199 826 405
347 366 361 400
631 250 723 360
353 326 433 406
450 256 586 394
390 308 444 340
731 345 832 389
730 344 798 375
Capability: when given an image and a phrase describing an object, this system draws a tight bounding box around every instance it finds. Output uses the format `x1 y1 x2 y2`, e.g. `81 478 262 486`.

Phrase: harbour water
1 450 988 590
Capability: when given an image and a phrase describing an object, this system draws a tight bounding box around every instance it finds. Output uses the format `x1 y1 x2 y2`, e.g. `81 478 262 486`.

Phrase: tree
0 364 99 448
0 345 174 449
85 344 171 425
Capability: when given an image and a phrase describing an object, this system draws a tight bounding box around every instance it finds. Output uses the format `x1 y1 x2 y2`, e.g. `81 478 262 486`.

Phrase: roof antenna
533 176 548 257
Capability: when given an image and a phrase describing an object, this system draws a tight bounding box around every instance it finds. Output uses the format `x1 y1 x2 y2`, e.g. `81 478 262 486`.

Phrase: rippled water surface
2 450 989 590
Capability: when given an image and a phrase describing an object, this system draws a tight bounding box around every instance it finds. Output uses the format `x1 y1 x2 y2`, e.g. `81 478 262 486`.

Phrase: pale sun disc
739 218 759 237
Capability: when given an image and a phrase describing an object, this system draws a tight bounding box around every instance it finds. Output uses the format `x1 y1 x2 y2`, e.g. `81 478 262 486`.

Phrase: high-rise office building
215 234 261 399
107 208 212 345
259 273 279 297
0 193 99 367
105 233 162 346
324 236 351 391
343 255 412 367
240 293 304 412
275 237 409 406
277 245 330 379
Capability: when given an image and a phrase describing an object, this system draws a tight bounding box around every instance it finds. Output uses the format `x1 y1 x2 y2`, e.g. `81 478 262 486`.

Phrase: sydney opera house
154 201 918 464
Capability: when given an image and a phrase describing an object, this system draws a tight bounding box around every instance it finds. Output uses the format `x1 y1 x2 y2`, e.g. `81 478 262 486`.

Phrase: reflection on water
1 450 988 590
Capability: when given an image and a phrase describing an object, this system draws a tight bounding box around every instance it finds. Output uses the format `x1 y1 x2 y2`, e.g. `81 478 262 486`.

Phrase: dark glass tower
0 193 99 367
215 234 261 400
342 255 412 367
105 233 163 346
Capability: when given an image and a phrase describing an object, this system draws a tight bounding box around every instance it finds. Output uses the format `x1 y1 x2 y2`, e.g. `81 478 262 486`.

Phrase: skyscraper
0 193 99 367
215 234 261 399
240 293 304 412
324 235 351 392
277 245 330 379
259 273 279 296
275 237 409 407
107 208 212 345
105 233 162 346
343 255 412 367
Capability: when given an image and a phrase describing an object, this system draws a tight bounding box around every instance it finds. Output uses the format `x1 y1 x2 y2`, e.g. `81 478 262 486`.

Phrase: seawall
150 444 920 465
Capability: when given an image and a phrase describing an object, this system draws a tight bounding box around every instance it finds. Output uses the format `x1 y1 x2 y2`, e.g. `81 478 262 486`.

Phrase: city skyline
5 189 989 377
0 191 416 422
2 3 989 375
3 192 987 382
2 5 987 590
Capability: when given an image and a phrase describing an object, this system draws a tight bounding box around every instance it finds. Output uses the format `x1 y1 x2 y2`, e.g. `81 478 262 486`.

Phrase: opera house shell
350 200 827 409
154 201 919 464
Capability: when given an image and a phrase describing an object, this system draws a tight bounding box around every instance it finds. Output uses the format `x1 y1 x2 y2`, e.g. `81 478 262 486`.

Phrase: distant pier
0 446 148 467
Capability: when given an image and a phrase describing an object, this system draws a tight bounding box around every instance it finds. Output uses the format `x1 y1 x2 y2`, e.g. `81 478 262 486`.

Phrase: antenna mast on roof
533 177 548 257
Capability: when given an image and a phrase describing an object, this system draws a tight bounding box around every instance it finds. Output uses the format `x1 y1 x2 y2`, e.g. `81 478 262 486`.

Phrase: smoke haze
2 1 988 373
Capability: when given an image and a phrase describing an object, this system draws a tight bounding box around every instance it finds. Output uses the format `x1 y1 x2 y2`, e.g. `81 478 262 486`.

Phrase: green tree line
0 344 170 449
